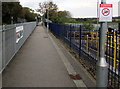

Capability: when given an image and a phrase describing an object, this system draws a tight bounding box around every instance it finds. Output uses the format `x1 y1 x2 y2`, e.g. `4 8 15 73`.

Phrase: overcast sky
19 0 120 18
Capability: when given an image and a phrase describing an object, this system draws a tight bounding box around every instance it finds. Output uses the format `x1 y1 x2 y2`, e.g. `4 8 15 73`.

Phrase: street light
35 17 38 26
11 16 13 24
46 9 49 32
38 16 40 22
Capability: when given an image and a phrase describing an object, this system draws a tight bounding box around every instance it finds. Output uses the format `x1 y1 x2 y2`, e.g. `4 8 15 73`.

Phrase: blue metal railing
46 22 120 88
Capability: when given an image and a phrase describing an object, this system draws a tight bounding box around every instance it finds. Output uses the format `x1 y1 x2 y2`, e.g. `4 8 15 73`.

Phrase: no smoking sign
99 4 113 22
102 8 110 16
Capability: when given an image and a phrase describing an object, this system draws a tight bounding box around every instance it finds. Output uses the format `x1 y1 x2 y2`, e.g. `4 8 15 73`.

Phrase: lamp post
47 9 49 32
96 0 108 88
35 17 38 26
38 16 40 22
11 16 13 24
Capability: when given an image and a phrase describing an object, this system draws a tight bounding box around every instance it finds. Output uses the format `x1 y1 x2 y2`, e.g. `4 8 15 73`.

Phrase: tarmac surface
2 25 95 88
2 26 77 87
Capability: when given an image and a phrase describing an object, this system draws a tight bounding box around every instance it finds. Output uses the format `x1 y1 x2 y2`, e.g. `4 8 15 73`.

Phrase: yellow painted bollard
74 32 76 39
96 33 99 57
96 37 99 57
86 35 89 51
114 32 117 68
90 32 92 46
110 36 112 47
96 32 99 48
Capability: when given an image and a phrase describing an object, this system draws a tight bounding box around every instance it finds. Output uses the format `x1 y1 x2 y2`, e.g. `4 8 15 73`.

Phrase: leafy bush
82 23 94 30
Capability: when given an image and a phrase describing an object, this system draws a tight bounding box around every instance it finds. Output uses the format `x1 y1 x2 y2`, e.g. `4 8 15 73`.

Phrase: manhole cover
69 74 82 80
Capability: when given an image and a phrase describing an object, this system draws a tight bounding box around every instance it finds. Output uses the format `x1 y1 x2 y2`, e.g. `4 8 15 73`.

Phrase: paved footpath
2 26 78 87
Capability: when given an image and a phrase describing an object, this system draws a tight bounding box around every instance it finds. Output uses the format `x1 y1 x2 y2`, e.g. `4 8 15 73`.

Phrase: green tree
37 1 58 18
37 1 74 24
2 2 39 24
82 23 94 30
23 7 38 22
2 2 23 24
58 11 71 23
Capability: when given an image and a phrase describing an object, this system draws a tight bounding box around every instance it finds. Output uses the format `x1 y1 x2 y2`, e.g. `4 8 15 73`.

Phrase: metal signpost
118 1 120 17
96 0 113 88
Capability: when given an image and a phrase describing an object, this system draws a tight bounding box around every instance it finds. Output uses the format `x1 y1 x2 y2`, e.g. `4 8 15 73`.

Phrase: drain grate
69 74 82 80
44 36 48 38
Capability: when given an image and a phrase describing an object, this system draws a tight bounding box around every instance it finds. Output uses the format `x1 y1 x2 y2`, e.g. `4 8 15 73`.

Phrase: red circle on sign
102 8 110 16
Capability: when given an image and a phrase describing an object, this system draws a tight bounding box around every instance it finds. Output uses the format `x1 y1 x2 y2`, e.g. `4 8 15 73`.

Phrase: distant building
118 1 120 16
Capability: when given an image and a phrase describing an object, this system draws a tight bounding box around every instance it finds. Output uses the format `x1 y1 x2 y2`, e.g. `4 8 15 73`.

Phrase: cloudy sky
19 0 120 18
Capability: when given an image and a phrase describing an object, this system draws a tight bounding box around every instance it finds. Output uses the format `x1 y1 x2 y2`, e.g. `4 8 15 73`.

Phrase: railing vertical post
0 1 2 88
118 30 120 88
79 25 82 58
70 25 72 49
67 30 69 39
118 23 120 34
96 0 108 88
63 25 65 42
